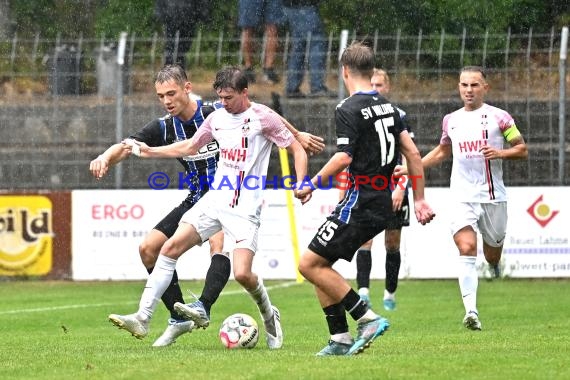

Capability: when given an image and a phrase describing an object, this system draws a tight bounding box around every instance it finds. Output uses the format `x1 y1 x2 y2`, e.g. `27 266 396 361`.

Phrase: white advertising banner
72 187 570 280
256 188 340 279
71 190 213 280
368 187 570 279
497 187 570 277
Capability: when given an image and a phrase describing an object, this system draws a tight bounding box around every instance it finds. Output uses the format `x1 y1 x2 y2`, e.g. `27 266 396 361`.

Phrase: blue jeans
283 6 327 93
239 0 285 27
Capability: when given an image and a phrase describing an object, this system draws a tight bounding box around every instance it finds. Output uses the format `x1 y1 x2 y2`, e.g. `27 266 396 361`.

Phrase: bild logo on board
0 196 53 275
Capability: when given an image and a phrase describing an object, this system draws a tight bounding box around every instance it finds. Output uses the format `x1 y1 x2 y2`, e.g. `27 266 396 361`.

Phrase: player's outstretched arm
280 115 325 155
296 152 352 203
296 131 325 155
399 132 435 225
394 143 451 176
123 138 198 158
286 140 311 204
413 199 436 226
422 144 451 168
89 143 131 179
399 132 425 199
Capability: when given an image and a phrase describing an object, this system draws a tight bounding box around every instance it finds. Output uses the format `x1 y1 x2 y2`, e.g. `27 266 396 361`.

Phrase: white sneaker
463 311 482 331
264 306 283 349
152 319 195 347
174 300 210 329
108 313 149 339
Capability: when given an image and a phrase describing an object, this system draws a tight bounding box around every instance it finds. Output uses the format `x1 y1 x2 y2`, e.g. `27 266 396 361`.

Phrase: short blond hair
155 64 188 86
372 68 390 86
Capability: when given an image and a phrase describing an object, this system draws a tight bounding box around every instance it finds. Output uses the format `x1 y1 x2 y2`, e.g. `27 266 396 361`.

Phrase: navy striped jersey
333 91 405 224
130 99 222 200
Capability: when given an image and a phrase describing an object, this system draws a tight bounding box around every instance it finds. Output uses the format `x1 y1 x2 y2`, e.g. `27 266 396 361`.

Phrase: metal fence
0 28 568 190
0 27 567 94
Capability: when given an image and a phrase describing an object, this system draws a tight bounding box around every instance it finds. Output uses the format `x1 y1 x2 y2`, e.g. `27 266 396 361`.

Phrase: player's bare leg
483 242 503 279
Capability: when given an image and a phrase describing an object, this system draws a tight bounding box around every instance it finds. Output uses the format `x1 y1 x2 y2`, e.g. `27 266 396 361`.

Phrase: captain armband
503 124 522 142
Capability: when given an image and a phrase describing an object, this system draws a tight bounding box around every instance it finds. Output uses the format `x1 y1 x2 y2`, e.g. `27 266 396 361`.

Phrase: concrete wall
0 96 567 190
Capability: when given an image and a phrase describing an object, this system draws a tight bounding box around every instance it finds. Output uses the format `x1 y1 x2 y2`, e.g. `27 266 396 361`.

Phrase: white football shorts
180 192 260 253
449 201 508 247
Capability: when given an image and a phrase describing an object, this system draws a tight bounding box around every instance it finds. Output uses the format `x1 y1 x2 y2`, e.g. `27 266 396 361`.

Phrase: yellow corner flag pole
278 148 304 283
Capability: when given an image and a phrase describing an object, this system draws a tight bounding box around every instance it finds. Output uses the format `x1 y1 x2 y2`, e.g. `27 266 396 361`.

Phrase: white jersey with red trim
192 102 295 218
441 103 516 202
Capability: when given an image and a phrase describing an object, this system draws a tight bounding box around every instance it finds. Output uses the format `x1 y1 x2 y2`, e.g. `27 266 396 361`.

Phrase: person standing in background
155 0 211 69
282 0 335 98
238 0 285 84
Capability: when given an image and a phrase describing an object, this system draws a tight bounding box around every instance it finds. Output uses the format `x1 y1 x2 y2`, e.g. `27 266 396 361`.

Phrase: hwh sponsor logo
220 148 247 162
458 139 488 153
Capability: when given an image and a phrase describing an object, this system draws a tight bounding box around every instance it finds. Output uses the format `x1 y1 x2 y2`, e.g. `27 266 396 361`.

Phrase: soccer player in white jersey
108 66 308 349
397 66 528 330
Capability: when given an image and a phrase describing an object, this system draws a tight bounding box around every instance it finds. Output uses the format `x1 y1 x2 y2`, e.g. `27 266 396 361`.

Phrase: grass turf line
0 279 568 380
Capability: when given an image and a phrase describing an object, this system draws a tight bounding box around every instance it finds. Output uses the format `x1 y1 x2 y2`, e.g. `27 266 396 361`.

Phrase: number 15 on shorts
317 220 338 242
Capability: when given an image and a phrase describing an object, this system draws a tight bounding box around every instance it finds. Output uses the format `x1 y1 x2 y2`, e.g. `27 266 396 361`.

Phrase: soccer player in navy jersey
108 66 310 350
90 64 323 347
354 68 415 311
90 64 228 347
296 42 435 356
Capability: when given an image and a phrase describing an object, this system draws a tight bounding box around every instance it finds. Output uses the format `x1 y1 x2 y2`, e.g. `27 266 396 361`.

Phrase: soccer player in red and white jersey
108 66 308 350
398 66 528 330
94 65 321 348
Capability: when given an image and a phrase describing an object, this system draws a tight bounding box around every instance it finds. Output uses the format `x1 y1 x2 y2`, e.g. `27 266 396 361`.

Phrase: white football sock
384 289 395 301
357 309 379 323
331 332 353 344
248 278 273 321
458 255 478 314
138 254 177 320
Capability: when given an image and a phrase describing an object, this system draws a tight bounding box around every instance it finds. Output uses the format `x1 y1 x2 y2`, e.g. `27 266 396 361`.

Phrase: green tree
7 0 568 42
320 0 567 36
93 0 157 38
10 0 98 38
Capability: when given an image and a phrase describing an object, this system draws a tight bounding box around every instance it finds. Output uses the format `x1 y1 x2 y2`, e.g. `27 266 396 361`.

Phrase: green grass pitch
1 279 568 379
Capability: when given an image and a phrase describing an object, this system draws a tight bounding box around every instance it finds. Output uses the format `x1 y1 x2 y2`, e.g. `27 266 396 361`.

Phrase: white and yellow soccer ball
219 313 259 349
